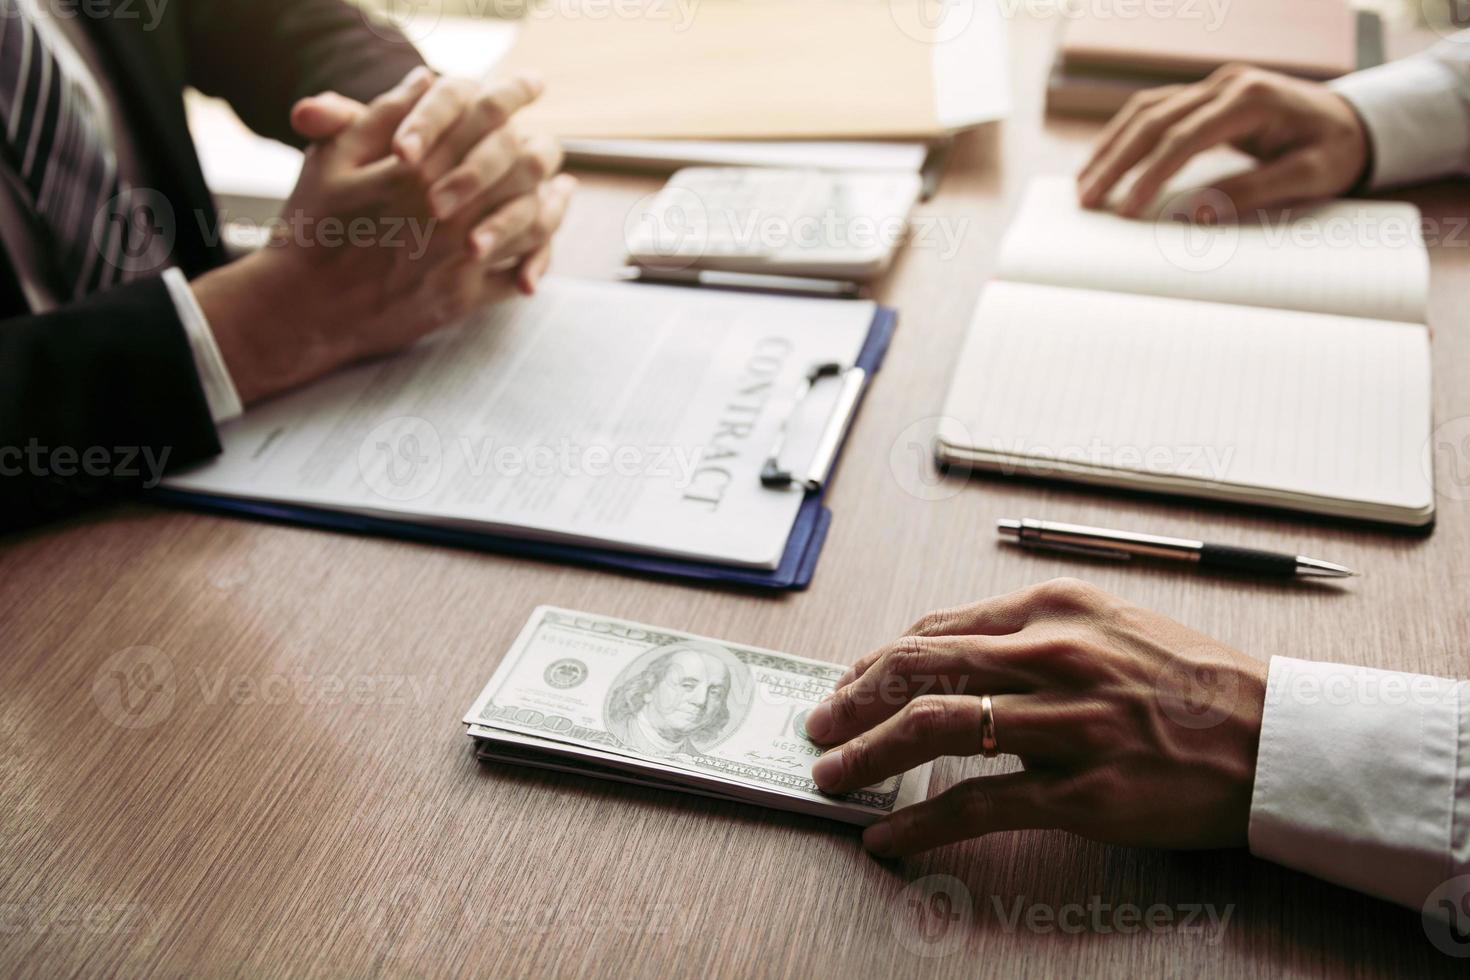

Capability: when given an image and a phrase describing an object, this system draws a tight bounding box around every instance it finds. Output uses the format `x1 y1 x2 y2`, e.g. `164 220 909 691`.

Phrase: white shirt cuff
1249 656 1466 912
162 267 243 423
1331 54 1470 190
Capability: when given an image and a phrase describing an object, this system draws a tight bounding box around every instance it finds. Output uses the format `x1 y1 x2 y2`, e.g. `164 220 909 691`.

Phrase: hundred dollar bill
469 728 827 813
463 607 931 825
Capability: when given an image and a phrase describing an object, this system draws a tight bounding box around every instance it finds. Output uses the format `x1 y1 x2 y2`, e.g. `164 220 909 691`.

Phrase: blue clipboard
154 306 897 592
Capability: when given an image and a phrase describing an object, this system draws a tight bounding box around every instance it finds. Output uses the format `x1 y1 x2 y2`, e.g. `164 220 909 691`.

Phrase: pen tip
1295 556 1356 578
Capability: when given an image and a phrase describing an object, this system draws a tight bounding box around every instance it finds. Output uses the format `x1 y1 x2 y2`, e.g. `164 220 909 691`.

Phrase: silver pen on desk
618 266 863 299
997 518 1356 579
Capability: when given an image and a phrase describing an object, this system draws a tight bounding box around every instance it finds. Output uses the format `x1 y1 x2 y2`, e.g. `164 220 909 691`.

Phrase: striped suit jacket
0 0 423 531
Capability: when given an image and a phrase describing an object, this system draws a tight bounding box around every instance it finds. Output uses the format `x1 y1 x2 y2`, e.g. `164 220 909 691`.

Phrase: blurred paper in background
188 1 1009 210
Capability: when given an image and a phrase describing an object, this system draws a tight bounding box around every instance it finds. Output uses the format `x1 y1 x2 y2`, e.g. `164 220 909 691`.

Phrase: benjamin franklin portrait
605 641 751 756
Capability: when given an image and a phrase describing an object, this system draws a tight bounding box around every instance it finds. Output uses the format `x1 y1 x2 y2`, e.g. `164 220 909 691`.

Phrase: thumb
290 92 367 143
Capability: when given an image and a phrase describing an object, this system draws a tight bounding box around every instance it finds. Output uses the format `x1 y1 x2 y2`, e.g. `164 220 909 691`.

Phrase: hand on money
804 579 1268 856
464 607 932 825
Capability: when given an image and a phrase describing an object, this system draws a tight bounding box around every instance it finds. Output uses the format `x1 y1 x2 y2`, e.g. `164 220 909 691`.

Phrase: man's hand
1077 65 1370 219
193 67 575 406
290 67 568 278
805 579 1268 857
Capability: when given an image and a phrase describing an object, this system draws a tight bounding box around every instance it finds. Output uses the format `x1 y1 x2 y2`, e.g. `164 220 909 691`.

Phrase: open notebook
938 178 1435 527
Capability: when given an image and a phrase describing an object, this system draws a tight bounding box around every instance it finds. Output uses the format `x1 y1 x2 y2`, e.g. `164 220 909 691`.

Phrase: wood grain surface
4 12 1469 979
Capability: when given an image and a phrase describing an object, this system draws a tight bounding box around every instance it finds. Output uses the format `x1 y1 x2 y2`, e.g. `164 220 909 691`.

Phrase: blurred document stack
1046 0 1381 117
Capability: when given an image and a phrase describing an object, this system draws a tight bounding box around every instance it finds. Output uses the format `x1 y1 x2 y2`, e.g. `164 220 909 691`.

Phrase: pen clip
761 362 867 492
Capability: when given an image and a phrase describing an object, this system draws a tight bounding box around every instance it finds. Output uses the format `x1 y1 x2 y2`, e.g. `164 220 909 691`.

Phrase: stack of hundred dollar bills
463 607 932 825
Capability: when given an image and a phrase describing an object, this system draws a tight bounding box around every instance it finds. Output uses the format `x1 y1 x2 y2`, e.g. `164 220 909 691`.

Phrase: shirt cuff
1331 55 1470 191
1249 656 1464 911
162 267 243 423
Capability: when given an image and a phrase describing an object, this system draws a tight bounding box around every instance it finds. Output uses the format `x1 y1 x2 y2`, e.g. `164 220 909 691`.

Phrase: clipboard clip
761 361 868 492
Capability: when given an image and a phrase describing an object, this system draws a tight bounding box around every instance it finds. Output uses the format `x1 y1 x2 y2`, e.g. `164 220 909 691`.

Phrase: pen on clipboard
618 266 862 299
997 518 1356 579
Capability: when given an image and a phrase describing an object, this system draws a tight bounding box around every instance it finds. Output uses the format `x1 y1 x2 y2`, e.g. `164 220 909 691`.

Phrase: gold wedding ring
980 695 999 758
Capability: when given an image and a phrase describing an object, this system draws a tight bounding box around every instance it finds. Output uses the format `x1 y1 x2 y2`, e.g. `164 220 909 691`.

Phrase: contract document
163 278 879 568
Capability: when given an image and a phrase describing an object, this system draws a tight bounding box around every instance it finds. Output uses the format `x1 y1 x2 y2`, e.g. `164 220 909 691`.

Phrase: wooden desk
4 13 1468 979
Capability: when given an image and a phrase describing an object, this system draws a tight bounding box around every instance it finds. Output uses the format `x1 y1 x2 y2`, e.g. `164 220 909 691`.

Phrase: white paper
998 176 1431 325
164 278 875 568
185 8 1010 204
932 0 1012 130
940 281 1435 521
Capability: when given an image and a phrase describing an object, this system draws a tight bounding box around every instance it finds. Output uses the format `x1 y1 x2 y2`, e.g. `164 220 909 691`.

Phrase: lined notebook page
938 282 1434 520
997 178 1430 324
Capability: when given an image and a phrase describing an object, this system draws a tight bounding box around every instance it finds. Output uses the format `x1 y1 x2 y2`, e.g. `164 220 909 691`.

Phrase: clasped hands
197 67 576 405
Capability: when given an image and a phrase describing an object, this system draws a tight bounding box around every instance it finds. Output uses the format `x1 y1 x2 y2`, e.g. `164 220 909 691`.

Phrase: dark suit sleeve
0 278 221 533
180 0 427 147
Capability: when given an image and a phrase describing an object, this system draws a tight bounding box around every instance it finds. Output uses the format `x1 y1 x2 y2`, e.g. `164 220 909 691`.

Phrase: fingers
429 127 562 223
470 173 577 263
1116 99 1262 216
1206 150 1334 215
833 647 887 691
1079 84 1180 188
861 772 1055 857
469 189 542 260
290 92 367 142
391 76 474 165
903 577 1108 643
336 66 437 164
834 579 1111 696
426 127 518 219
394 74 545 168
832 598 1025 691
806 634 1031 747
813 694 1053 795
814 696 984 794
484 135 566 211
902 588 1046 640
1077 83 1219 209
518 243 553 296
